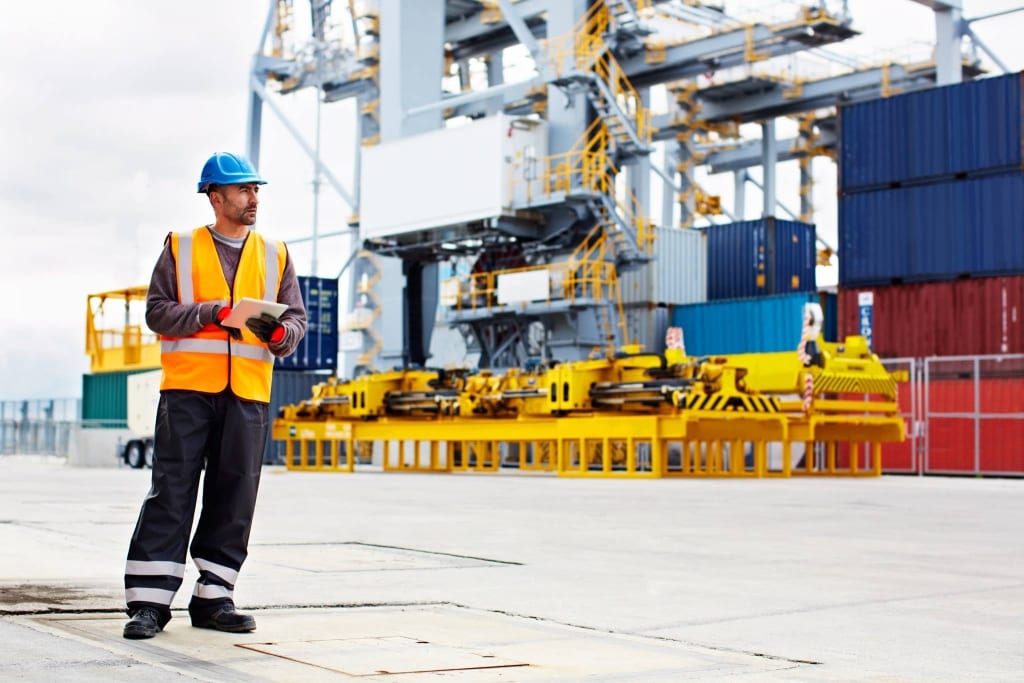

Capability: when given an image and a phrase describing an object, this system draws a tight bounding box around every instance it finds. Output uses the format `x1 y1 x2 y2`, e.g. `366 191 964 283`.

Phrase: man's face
215 183 260 225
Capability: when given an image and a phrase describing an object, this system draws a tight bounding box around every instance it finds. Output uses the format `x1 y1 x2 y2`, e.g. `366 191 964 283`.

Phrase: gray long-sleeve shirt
145 226 307 358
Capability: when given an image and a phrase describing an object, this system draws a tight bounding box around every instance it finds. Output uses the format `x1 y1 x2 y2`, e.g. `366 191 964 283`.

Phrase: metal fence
0 399 80 457
922 354 1024 477
875 354 1024 477
880 358 920 474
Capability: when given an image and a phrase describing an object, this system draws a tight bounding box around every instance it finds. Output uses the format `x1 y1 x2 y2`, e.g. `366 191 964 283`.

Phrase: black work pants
124 389 268 624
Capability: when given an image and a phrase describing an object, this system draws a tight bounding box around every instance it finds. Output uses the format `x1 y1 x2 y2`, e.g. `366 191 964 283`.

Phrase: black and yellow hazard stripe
681 393 781 413
813 373 895 397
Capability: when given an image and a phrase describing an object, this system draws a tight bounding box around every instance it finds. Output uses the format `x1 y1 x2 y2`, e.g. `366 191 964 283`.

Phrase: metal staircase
548 1 652 164
585 71 649 162
524 1 657 270
343 250 384 372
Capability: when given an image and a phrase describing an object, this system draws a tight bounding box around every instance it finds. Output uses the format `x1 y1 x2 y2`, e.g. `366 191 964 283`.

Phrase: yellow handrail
509 120 655 257
446 252 621 315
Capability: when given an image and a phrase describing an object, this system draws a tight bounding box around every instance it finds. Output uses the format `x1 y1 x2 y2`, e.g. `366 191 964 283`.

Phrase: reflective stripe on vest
160 227 286 402
178 231 195 304
161 338 273 363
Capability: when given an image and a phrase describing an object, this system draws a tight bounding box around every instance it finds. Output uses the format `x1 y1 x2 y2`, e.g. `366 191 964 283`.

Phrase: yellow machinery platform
273 330 906 479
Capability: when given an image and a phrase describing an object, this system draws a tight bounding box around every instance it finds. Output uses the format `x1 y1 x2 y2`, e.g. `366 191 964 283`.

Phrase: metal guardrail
878 354 1024 477
0 399 80 457
923 354 1024 477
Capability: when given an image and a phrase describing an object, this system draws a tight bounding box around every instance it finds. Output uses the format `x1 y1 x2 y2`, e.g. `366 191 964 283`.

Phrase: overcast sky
1 0 1021 400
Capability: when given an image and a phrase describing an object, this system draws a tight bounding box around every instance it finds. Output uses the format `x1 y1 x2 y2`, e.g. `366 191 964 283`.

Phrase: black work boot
123 607 163 639
191 604 256 633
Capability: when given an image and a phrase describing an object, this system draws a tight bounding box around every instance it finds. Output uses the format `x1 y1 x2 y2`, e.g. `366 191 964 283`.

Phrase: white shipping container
360 115 547 240
618 226 707 305
126 369 162 437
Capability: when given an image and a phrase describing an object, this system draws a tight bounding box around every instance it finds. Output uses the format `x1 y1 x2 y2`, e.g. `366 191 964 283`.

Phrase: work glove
210 304 243 341
246 313 286 344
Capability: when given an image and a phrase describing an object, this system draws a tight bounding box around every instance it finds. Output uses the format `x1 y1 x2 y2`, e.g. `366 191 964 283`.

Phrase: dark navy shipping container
840 73 1024 192
669 292 835 356
839 171 1024 286
276 276 339 371
704 218 816 300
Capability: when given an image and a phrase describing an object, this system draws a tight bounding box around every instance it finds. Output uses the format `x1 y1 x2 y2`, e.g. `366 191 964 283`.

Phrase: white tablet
221 298 288 328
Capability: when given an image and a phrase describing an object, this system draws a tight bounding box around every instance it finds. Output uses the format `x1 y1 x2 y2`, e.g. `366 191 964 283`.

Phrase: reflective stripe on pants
124 389 268 620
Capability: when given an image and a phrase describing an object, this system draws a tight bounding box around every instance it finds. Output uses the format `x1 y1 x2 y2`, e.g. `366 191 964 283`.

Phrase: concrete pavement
0 455 1021 681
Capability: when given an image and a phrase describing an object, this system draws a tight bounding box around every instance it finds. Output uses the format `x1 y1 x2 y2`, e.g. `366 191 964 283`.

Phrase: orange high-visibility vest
160 226 287 402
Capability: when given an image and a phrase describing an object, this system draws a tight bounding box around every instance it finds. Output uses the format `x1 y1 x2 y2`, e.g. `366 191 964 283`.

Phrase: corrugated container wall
276 276 339 371
670 292 834 356
618 226 706 305
839 171 1024 286
264 369 332 463
840 72 1024 192
838 277 1024 358
705 218 816 300
81 369 152 426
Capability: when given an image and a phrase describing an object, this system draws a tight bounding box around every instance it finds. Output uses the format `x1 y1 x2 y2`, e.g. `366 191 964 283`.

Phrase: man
122 152 307 639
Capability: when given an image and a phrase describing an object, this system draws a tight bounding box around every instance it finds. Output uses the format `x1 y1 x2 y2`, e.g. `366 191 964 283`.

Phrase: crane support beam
406 77 543 116
616 22 857 89
444 0 547 49
493 0 543 62
702 129 839 174
249 74 356 208
905 0 962 10
963 27 1011 74
650 64 932 135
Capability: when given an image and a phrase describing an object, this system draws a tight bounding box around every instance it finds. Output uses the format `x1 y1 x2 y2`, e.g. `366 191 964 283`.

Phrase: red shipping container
838 276 1024 358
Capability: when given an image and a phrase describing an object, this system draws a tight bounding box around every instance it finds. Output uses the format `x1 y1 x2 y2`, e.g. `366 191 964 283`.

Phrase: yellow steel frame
85 286 161 374
274 406 893 479
274 334 905 479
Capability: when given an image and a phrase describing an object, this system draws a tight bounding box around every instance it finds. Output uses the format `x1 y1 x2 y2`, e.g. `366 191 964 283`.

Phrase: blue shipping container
670 292 835 356
839 171 1024 287
840 72 1023 192
276 276 339 371
705 218 816 300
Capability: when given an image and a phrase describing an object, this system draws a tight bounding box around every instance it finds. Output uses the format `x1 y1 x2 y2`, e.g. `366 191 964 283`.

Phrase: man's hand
210 304 243 341
246 313 285 344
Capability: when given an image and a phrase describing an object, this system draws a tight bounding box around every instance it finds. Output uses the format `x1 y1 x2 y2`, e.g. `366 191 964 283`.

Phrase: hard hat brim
197 178 268 193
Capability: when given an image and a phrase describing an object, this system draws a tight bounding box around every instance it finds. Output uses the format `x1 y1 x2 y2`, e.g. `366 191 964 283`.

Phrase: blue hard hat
197 152 267 193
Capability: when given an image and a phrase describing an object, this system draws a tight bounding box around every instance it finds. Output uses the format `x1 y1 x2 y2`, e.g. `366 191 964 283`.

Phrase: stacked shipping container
838 72 1024 353
838 73 1024 475
670 292 836 356
668 218 821 355
618 225 707 353
704 218 817 300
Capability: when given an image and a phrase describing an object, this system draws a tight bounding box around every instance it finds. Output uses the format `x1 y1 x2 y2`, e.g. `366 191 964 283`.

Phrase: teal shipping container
81 369 153 427
669 292 836 356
